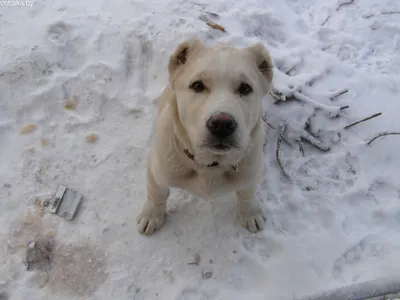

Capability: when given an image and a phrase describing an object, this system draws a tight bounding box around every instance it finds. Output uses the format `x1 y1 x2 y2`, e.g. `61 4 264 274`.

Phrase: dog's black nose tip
207 113 237 138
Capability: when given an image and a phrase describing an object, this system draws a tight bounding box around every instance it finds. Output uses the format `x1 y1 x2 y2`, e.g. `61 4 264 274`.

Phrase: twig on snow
321 15 332 27
328 88 349 100
262 114 276 129
381 11 400 15
276 124 291 182
367 132 400 146
363 11 400 19
298 140 305 156
344 112 382 130
301 130 331 152
336 0 355 10
322 0 354 26
293 91 341 115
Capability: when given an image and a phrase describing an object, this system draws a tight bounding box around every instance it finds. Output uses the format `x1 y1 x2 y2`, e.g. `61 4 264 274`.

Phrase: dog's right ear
168 38 204 76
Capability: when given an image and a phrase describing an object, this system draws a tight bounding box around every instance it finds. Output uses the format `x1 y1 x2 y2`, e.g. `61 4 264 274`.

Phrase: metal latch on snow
49 185 83 221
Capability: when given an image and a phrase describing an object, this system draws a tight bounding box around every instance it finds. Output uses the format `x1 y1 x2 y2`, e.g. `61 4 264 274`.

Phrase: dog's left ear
246 42 273 83
168 38 205 76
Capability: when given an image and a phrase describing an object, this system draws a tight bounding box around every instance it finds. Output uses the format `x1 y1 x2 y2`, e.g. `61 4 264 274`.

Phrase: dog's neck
182 148 238 171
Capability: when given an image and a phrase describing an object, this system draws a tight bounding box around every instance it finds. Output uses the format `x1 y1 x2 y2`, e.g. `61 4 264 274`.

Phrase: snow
1 0 400 299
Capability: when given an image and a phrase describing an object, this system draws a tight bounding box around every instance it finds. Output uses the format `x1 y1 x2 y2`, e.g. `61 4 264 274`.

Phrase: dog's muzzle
206 112 237 150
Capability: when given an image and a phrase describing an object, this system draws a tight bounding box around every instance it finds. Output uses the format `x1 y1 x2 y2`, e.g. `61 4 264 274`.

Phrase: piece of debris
199 14 226 33
40 138 49 146
27 147 35 153
188 253 201 266
86 133 99 143
48 185 83 221
3 183 11 188
19 124 37 135
199 11 220 22
25 238 53 271
205 21 226 32
202 270 213 280
63 95 78 110
206 11 220 18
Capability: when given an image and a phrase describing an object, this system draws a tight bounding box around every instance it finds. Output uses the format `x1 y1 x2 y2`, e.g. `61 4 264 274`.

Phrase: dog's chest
173 169 236 200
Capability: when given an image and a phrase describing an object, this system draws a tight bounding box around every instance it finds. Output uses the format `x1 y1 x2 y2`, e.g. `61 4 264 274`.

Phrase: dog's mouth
206 141 238 153
209 144 231 153
200 134 239 153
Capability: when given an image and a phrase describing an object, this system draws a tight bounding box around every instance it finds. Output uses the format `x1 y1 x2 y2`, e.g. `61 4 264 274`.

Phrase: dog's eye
190 81 205 93
238 83 253 96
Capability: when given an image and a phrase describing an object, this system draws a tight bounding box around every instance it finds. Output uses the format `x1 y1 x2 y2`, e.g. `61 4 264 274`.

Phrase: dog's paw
237 199 266 233
136 202 166 235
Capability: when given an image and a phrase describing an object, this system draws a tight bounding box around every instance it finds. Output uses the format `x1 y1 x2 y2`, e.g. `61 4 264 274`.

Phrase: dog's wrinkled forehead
188 47 260 86
168 39 273 92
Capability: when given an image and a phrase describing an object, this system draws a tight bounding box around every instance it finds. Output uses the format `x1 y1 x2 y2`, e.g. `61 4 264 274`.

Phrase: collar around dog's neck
183 149 238 171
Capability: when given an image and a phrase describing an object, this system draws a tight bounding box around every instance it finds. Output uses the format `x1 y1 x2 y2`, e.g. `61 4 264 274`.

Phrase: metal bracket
49 185 83 221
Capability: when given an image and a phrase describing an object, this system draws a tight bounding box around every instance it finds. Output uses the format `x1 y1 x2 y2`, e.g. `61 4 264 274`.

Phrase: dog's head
168 39 273 161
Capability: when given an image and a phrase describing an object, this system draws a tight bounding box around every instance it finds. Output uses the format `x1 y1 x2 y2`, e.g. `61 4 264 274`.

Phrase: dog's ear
168 38 204 75
246 42 273 83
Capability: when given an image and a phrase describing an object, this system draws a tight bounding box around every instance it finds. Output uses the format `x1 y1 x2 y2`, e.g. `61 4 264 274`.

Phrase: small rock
3 183 11 188
202 270 212 280
0 291 8 300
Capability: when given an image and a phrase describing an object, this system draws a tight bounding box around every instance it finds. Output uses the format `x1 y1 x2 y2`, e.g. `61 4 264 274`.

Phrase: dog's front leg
236 184 266 233
136 157 169 235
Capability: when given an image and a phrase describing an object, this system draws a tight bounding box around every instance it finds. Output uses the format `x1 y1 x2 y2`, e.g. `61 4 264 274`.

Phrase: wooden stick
262 114 276 129
276 124 291 182
329 88 349 100
301 131 331 152
367 132 400 146
344 112 382 130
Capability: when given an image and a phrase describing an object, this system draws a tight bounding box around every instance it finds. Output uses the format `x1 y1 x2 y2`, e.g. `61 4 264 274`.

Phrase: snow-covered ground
1 0 400 299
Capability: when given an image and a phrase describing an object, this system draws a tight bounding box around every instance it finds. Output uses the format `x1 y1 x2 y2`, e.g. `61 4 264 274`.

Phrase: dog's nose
206 113 237 138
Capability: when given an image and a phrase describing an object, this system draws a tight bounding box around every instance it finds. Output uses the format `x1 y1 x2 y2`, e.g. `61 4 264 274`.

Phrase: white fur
136 39 274 235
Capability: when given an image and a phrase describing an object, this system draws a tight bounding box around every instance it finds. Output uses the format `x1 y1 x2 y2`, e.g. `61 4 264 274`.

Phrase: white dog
136 38 273 235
